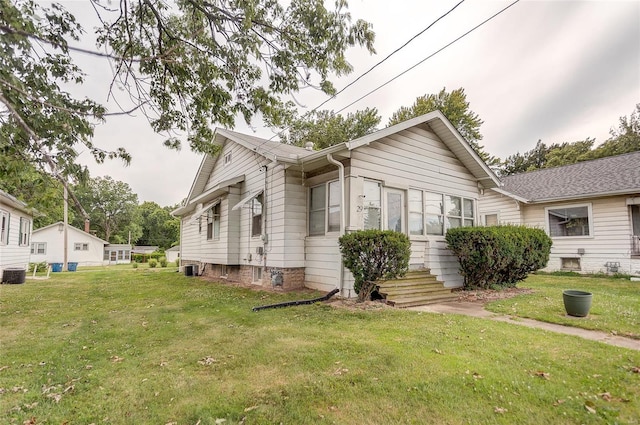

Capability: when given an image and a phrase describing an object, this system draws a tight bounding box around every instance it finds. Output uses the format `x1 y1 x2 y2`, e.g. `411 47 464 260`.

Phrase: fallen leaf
533 371 550 380
433 348 443 354
584 401 596 414
472 372 483 379
494 407 507 414
215 419 226 424
197 357 217 366
0 366 9 372
600 392 612 401
46 393 62 403
631 366 640 374
110 356 124 363
244 406 259 412
23 417 37 425
553 399 565 406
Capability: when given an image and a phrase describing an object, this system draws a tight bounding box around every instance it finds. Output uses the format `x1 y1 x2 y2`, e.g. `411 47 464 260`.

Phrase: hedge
338 230 411 301
445 225 552 290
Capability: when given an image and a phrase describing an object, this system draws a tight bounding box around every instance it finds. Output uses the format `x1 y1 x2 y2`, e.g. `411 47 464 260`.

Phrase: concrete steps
377 270 458 308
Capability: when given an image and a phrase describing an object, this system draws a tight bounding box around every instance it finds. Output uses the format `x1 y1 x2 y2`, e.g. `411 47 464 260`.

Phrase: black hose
252 288 340 312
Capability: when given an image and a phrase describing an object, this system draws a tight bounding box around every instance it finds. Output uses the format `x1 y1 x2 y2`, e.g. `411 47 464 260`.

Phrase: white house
165 245 180 263
31 222 131 266
173 112 500 301
1 189 34 279
479 151 640 276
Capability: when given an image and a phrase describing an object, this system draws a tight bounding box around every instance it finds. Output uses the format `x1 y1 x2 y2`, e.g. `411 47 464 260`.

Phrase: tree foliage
499 104 640 175
338 230 411 301
137 201 180 249
388 87 497 165
1 0 375 208
72 176 139 243
281 108 381 150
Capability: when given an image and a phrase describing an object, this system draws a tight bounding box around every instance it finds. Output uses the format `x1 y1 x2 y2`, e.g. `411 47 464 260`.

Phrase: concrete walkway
409 301 640 351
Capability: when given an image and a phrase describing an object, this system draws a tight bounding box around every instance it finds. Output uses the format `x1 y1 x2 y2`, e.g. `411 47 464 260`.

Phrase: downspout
326 153 346 296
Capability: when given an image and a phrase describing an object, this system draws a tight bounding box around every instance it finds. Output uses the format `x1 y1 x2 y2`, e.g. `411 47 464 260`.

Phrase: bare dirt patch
454 287 534 304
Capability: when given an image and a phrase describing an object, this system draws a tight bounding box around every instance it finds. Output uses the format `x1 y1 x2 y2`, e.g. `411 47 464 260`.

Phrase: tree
72 176 139 242
499 139 594 176
0 0 375 185
587 103 640 159
281 108 381 149
388 88 497 165
137 201 180 249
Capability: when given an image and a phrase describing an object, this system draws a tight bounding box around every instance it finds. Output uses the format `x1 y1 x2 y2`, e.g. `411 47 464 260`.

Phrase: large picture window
547 204 591 237
426 192 444 235
309 181 341 236
413 191 475 236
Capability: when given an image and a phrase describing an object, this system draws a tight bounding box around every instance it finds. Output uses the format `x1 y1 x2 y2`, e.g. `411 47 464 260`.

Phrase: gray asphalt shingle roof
500 151 640 202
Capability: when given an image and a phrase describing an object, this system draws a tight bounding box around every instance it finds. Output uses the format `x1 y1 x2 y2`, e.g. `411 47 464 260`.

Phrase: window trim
18 217 30 246
363 180 382 231
0 209 9 245
308 180 341 236
483 212 499 226
545 203 593 239
408 190 476 237
251 194 263 238
74 242 89 251
31 242 46 255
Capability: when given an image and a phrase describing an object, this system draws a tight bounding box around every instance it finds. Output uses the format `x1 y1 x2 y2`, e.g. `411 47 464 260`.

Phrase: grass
485 274 640 339
1 270 639 424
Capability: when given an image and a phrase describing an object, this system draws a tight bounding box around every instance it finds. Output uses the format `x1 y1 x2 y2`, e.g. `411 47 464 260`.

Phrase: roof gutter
326 153 346 296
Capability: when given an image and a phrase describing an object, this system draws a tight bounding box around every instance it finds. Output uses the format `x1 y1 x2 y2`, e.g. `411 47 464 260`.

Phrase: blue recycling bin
67 262 78 272
51 263 63 272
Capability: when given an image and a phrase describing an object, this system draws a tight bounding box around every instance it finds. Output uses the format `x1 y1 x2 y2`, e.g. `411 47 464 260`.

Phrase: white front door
384 188 405 233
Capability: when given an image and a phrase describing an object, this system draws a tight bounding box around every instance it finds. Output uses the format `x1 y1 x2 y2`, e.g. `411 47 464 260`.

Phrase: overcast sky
61 0 640 206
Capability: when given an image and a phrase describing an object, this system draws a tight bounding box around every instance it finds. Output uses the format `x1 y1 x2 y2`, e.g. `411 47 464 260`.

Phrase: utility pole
63 185 68 272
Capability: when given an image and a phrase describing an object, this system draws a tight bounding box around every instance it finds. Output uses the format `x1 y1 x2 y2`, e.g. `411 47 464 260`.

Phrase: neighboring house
173 111 500 296
132 246 159 255
0 189 35 276
479 151 640 276
31 222 131 266
165 245 180 263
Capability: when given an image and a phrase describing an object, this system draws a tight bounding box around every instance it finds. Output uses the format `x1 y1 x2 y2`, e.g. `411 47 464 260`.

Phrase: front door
384 188 405 233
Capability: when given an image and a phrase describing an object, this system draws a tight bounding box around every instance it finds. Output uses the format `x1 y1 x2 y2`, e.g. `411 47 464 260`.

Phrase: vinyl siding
0 204 32 273
478 190 523 225
304 124 480 292
30 226 107 266
521 195 639 274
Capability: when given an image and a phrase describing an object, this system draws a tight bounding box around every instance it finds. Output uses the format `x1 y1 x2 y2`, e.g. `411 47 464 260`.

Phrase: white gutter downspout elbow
326 153 346 295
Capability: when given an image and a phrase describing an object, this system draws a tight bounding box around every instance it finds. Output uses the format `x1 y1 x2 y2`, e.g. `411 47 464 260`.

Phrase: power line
334 0 521 116
312 0 466 112
256 0 468 153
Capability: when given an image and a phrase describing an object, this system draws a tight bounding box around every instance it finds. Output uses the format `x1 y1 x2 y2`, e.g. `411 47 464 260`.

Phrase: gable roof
33 221 109 244
0 188 36 216
176 111 501 217
498 151 640 203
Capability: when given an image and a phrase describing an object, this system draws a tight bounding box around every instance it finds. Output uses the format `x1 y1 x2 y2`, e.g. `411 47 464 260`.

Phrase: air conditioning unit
256 246 264 255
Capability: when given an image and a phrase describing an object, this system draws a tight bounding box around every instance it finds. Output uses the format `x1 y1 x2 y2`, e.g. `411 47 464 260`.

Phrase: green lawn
1 270 639 424
485 274 640 339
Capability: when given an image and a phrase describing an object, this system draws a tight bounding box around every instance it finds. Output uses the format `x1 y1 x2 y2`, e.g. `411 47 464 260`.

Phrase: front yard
1 269 638 424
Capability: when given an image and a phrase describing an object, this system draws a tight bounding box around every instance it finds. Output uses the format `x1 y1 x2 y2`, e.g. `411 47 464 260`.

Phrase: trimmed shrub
338 230 411 301
159 257 168 268
175 258 180 267
28 262 49 273
445 225 552 290
148 258 158 268
132 262 139 269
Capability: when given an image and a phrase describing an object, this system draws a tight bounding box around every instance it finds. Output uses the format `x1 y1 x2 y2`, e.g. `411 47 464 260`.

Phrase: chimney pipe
84 219 90 233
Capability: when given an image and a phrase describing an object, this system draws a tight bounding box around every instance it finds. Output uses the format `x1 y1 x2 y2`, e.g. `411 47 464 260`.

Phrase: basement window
561 257 581 271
